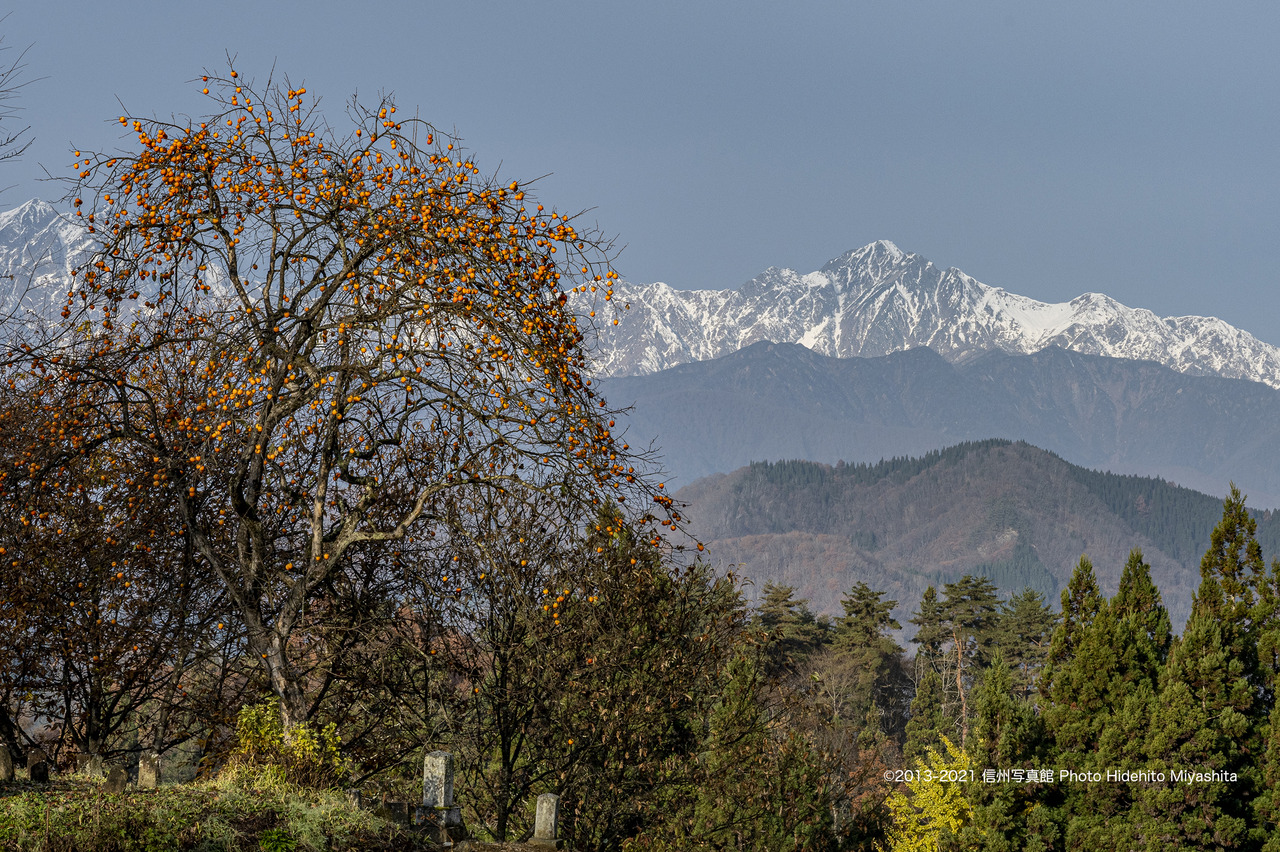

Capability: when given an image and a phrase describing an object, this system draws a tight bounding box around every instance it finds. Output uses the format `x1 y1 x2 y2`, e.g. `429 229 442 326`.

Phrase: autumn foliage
0 66 842 851
27 67 669 733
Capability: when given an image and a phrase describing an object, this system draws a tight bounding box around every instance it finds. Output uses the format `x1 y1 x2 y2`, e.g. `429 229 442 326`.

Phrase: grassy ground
0 766 438 852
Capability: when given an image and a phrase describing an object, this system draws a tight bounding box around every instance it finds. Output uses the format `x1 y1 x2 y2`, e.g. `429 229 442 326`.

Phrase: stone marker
86 754 105 778
418 751 465 844
346 787 362 809
138 753 161 789
103 765 127 794
532 793 563 849
422 751 454 808
0 748 12 782
28 761 48 784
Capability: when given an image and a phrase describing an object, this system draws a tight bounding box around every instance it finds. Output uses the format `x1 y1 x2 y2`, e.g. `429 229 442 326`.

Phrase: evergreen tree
940 575 1001 745
994 588 1057 699
954 655 1050 852
1258 706 1280 849
634 652 836 851
1044 600 1163 849
835 582 900 652
1138 614 1260 849
815 583 904 726
1111 549 1172 661
910 585 948 666
1038 555 1151 849
1134 491 1271 850
1201 485 1267 628
903 669 947 763
1044 557 1103 674
754 582 826 677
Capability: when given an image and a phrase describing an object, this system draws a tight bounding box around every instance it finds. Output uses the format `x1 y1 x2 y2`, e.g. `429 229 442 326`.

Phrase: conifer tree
994 588 1057 699
754 582 826 677
1044 560 1167 844
1044 557 1103 674
903 669 947 763
1135 491 1269 850
1111 549 1172 661
910 585 947 666
940 575 1001 745
815 583 904 726
954 655 1049 852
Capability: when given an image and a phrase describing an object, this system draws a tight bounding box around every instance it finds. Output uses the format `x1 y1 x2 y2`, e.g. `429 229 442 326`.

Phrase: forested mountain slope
677 440 1280 630
605 341 1280 505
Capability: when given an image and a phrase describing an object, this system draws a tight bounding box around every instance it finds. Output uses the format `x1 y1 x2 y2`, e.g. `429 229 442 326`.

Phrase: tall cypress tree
1042 555 1167 850
1135 490 1268 850
1112 549 1172 661
994 587 1058 699
1044 556 1103 676
955 654 1050 852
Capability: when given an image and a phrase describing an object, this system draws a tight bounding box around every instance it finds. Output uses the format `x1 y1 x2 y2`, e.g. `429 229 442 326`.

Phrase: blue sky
5 1 1279 344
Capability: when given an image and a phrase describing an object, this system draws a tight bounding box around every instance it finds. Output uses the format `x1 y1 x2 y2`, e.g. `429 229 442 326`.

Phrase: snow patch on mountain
585 242 1280 389
0 199 96 327
0 200 1275 391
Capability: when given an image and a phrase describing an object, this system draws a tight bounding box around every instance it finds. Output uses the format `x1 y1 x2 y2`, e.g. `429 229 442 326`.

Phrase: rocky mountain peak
591 242 1280 388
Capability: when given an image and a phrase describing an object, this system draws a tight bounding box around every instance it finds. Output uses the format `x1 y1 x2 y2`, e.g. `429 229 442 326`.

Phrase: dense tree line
746 485 1280 851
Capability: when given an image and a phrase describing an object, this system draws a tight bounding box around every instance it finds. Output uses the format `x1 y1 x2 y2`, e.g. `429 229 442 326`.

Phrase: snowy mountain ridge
587 240 1280 389
1 200 1277 390
0 199 97 327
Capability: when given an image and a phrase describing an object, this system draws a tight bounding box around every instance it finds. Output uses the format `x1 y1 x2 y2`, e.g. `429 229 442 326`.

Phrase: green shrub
231 699 351 790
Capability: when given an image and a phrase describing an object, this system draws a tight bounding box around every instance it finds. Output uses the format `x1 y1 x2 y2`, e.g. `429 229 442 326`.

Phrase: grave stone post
138 753 161 789
416 751 465 844
532 792 563 849
103 765 128 794
0 747 12 782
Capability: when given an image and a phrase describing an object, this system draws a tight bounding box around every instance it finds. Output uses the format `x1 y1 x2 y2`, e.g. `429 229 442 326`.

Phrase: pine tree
754 582 826 677
816 583 904 726
994 587 1058 699
940 575 1001 745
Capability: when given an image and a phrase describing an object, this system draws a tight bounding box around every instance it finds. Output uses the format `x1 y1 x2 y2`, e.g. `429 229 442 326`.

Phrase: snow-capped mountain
588 240 1280 389
3 201 1278 391
0 199 96 326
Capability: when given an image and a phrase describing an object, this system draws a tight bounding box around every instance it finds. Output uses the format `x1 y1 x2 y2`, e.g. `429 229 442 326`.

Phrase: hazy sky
4 1 1278 344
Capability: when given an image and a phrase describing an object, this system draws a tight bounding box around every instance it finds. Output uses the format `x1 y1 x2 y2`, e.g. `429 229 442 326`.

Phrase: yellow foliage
880 735 973 852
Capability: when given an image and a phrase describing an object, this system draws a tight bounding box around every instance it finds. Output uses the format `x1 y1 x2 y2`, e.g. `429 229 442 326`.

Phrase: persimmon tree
53 66 663 733
0 368 241 764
